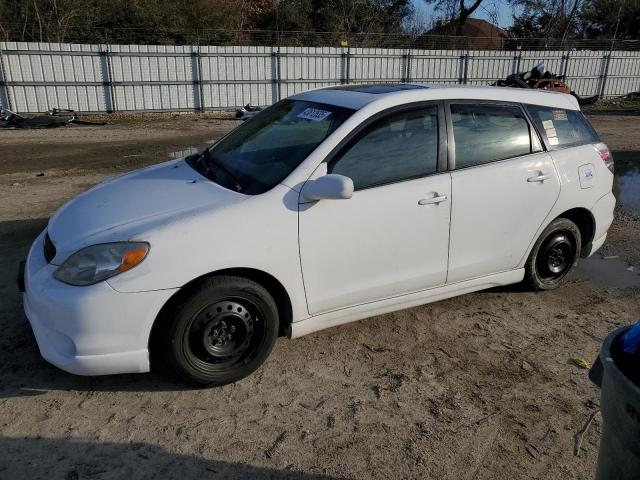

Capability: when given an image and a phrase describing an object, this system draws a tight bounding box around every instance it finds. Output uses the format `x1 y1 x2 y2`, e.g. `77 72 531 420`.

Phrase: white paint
23 85 615 376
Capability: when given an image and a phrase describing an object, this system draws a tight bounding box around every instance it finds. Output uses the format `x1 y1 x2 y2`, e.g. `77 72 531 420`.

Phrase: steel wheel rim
536 231 575 281
183 297 266 374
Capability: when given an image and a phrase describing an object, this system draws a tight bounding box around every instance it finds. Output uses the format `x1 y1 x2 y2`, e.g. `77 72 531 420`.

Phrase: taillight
594 143 614 173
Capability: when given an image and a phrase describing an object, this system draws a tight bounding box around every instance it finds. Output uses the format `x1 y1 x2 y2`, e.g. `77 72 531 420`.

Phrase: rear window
526 105 599 150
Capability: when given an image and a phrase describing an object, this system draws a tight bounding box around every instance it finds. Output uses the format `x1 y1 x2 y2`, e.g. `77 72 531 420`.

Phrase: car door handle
418 194 448 205
527 173 550 183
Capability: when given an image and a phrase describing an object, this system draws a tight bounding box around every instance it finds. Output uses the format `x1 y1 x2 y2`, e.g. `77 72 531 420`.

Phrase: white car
20 84 615 386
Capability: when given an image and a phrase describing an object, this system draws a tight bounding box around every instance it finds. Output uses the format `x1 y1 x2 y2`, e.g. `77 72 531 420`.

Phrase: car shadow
0 436 340 479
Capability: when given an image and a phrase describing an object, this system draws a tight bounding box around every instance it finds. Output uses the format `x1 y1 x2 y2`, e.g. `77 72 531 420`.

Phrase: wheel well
557 207 595 251
149 268 293 358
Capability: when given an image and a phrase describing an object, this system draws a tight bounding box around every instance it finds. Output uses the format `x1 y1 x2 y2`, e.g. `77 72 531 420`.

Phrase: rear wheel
161 275 279 386
525 218 581 290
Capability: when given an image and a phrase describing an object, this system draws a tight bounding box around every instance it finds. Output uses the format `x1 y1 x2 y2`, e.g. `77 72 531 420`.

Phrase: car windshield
190 100 354 195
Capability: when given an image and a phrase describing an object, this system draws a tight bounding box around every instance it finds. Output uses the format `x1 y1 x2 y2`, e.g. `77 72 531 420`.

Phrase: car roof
290 83 580 111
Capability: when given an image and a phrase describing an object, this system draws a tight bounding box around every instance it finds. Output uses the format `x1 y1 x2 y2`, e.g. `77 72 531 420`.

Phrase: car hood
47 158 244 261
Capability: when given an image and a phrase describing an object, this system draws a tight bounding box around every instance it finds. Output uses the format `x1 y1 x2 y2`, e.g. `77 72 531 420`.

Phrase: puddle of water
613 151 640 217
573 254 640 289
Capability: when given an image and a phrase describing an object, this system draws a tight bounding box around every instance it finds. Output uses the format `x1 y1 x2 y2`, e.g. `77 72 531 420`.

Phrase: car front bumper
22 231 177 376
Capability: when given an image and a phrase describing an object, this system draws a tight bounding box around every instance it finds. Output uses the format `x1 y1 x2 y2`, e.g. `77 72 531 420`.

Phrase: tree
507 0 583 39
424 0 486 35
581 0 640 40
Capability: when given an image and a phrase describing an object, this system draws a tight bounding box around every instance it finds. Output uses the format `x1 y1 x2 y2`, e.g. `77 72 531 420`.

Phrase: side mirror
302 174 354 201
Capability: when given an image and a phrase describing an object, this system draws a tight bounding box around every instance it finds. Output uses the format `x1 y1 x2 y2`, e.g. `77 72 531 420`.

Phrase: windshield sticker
553 110 568 121
545 127 557 138
297 108 332 122
549 136 559 145
542 119 554 129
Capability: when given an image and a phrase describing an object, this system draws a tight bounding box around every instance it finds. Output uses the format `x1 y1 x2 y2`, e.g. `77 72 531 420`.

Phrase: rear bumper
23 231 177 376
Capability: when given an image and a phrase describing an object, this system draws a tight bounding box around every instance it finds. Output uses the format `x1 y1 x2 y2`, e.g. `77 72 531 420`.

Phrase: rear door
446 101 561 283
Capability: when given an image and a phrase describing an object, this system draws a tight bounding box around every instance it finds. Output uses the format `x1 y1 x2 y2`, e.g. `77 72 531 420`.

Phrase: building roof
421 18 508 49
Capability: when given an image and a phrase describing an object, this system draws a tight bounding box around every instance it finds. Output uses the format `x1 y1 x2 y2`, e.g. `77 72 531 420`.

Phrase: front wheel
160 275 279 386
525 218 581 290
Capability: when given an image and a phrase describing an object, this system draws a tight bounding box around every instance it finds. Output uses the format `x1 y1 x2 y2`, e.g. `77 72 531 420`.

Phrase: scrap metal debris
0 108 106 128
492 62 599 106
235 103 262 120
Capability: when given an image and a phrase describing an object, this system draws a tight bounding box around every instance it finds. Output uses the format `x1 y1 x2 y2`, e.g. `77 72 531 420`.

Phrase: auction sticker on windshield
298 108 332 121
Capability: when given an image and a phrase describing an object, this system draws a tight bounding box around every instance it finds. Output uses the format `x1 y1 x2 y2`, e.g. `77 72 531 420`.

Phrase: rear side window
330 106 439 190
526 105 599 150
450 104 533 169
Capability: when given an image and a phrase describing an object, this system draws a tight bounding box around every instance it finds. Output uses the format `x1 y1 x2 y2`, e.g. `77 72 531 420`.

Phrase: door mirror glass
302 174 354 201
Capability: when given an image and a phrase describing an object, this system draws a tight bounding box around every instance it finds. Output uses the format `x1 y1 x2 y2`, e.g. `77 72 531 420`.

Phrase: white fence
1 42 639 114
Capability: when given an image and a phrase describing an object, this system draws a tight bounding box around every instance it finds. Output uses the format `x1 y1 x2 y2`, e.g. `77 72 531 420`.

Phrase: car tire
160 275 279 387
525 217 582 291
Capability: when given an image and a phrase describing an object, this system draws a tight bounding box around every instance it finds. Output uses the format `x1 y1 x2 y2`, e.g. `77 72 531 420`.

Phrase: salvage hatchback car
20 84 615 386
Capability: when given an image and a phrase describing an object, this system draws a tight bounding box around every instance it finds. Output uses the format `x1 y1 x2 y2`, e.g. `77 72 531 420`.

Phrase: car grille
43 232 56 263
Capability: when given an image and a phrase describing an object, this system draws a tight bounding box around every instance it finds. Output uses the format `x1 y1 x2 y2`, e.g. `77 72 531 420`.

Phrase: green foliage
0 0 414 44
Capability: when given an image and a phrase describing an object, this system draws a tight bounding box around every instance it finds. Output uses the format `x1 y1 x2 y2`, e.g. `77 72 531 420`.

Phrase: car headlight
54 242 149 286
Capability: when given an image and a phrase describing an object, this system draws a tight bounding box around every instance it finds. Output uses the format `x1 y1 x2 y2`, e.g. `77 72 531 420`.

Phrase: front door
299 104 452 315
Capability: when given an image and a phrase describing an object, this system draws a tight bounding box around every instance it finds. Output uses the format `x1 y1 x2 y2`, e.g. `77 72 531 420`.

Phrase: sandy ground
0 112 638 480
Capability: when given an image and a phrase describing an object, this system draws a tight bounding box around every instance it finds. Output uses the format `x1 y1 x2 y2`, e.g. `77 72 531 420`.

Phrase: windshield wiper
196 149 244 193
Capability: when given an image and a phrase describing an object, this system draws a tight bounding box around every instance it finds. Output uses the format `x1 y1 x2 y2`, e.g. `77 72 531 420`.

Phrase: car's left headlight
54 242 150 286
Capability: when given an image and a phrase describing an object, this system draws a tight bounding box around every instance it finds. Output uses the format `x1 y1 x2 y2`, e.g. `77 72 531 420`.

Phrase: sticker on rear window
542 120 554 129
553 110 568 121
549 136 559 145
297 108 332 122
545 127 557 138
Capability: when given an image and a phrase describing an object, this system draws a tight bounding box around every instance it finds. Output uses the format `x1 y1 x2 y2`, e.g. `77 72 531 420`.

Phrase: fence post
600 52 612 98
459 53 469 84
99 46 116 113
463 52 469 84
403 49 412 83
276 46 282 100
511 51 522 74
0 44 13 112
193 47 205 112
341 47 351 84
561 51 570 80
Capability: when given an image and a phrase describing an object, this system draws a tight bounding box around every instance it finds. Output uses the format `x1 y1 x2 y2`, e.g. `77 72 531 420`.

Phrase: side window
329 106 439 190
451 104 533 169
526 105 600 149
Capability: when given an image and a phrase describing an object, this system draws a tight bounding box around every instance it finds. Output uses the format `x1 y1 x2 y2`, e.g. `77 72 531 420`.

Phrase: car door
446 101 561 284
298 103 452 315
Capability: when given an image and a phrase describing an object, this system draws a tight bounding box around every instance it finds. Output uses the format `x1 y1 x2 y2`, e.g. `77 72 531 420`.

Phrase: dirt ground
0 112 638 480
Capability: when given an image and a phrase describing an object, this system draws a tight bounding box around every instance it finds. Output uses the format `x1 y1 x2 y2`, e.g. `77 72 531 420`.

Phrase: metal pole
0 44 14 112
345 47 350 84
463 52 469 85
600 53 612 98
276 46 282 101
194 47 205 112
403 49 412 83
601 3 623 98
562 51 570 79
104 46 117 113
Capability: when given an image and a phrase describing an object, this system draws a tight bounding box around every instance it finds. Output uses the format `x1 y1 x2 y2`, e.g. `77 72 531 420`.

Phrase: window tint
526 105 599 149
451 104 532 169
330 106 439 190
